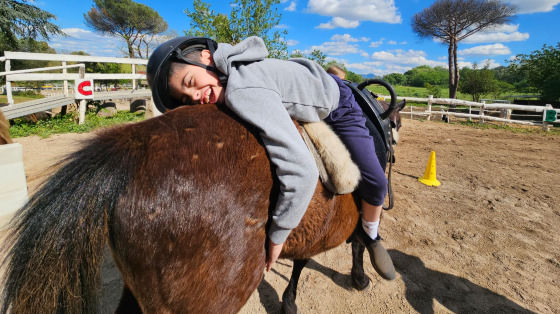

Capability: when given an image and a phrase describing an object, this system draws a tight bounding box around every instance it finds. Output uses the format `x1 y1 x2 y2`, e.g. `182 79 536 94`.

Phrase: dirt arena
8 117 560 313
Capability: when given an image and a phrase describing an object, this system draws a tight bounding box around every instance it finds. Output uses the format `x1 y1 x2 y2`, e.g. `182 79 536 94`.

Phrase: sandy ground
6 118 560 313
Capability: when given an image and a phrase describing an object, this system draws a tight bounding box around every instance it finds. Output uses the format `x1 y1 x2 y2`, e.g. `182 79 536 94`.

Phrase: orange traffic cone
419 151 441 186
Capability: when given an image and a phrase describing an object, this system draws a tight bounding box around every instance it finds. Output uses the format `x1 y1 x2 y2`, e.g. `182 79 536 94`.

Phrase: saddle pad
299 121 360 194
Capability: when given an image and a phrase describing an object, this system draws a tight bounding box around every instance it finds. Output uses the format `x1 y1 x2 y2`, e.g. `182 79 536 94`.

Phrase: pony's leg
281 259 309 314
114 284 142 314
351 237 372 291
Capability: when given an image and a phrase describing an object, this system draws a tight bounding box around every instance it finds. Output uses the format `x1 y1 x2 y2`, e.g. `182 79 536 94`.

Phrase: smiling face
168 50 225 106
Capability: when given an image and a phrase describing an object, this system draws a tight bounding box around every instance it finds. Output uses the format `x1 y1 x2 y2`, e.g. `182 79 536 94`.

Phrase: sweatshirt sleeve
226 87 319 245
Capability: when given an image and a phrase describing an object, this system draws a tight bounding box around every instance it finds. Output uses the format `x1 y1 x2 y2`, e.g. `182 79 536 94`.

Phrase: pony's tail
1 132 133 314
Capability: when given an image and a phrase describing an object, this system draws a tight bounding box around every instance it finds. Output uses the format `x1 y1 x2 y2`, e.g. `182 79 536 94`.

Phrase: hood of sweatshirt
212 37 269 76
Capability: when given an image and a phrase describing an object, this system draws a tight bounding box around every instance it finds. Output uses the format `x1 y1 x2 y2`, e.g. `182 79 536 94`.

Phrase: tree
185 0 288 59
308 49 326 67
458 62 497 102
383 73 406 86
84 0 168 58
0 0 64 48
403 65 447 87
509 43 560 102
411 0 516 98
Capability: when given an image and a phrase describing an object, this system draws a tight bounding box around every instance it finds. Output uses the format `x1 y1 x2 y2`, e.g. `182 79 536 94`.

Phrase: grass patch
0 94 45 104
9 111 145 138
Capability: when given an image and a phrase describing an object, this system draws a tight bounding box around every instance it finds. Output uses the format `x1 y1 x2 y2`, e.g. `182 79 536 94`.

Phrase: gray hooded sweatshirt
213 36 340 244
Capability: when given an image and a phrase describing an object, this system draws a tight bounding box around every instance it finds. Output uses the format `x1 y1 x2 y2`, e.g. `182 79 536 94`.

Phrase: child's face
168 50 225 105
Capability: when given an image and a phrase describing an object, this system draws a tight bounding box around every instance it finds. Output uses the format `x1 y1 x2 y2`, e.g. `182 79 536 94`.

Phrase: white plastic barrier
0 143 28 230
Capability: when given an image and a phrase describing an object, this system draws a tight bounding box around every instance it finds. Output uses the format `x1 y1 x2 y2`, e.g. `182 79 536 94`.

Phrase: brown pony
1 104 373 313
0 110 12 145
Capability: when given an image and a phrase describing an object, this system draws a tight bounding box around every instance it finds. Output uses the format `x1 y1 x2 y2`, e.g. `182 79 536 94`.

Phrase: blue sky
36 0 560 76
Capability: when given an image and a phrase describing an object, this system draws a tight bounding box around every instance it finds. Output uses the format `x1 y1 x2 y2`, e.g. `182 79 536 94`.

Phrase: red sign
75 79 94 99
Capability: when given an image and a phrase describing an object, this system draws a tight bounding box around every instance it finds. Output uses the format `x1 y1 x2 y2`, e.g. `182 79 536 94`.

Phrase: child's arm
226 88 319 246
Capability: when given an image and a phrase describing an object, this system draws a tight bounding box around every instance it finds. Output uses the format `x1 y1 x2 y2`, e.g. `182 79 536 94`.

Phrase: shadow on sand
390 250 534 313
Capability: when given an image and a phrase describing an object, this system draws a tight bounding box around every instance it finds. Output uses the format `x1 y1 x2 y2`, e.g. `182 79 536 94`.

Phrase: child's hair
168 47 205 80
326 65 346 80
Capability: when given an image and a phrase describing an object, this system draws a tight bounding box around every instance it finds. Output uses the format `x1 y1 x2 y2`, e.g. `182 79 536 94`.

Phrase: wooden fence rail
383 95 559 131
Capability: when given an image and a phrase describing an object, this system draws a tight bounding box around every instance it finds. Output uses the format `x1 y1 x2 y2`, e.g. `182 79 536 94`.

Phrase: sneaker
356 228 396 281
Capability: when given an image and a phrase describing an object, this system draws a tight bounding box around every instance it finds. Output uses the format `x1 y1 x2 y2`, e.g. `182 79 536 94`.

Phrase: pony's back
1 105 271 313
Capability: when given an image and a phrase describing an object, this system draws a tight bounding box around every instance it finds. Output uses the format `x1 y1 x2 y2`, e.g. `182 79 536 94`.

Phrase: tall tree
509 43 560 102
185 0 288 59
411 0 516 98
458 62 497 102
0 0 64 48
84 0 168 58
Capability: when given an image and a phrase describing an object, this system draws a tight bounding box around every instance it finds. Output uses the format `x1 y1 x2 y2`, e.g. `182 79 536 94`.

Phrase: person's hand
265 238 284 272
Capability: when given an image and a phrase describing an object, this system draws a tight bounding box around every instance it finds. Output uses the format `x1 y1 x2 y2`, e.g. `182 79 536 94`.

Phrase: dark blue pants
324 74 387 206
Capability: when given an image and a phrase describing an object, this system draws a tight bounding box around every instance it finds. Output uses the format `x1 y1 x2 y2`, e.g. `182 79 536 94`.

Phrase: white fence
1 51 149 123
383 95 559 131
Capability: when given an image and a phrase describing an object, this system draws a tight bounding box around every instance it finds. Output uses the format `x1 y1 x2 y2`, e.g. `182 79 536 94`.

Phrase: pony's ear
200 50 214 66
396 99 406 111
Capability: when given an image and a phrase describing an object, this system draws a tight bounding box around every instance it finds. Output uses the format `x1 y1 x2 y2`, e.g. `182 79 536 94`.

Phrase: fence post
479 101 485 124
62 61 68 97
410 106 413 120
132 64 136 90
468 104 472 122
542 104 552 132
427 95 433 121
78 66 86 125
5 60 13 105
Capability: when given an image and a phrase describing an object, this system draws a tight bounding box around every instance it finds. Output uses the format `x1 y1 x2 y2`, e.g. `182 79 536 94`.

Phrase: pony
0 110 12 145
1 104 377 314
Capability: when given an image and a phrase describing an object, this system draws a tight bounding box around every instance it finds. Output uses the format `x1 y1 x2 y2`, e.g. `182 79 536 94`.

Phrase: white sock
362 218 379 240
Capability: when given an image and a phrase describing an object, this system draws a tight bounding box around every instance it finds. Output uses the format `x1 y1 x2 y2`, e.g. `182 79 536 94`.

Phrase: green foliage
345 71 364 83
9 111 145 138
424 83 442 98
404 65 448 87
509 43 560 102
84 0 168 58
492 80 514 99
289 50 305 58
185 0 288 59
458 62 497 102
0 36 56 86
0 0 64 47
308 49 326 67
383 73 405 86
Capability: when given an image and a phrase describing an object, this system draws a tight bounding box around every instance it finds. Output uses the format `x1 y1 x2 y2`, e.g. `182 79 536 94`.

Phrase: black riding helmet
146 36 227 113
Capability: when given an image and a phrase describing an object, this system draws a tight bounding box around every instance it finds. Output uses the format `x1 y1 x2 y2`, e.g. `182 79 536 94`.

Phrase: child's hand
265 238 284 272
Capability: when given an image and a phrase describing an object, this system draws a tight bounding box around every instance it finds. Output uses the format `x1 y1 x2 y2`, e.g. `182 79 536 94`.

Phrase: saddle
299 79 397 206
299 121 360 194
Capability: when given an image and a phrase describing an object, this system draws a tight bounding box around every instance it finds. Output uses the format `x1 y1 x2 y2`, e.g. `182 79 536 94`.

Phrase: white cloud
275 24 290 29
462 24 529 43
388 40 397 45
505 0 560 13
317 17 360 29
285 1 297 11
369 39 384 47
286 39 299 46
331 34 369 42
307 0 402 27
342 49 447 76
49 28 124 57
459 43 511 56
399 41 407 45
304 34 370 55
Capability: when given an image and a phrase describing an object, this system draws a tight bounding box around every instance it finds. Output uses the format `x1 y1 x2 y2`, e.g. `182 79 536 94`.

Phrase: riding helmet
146 36 226 113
